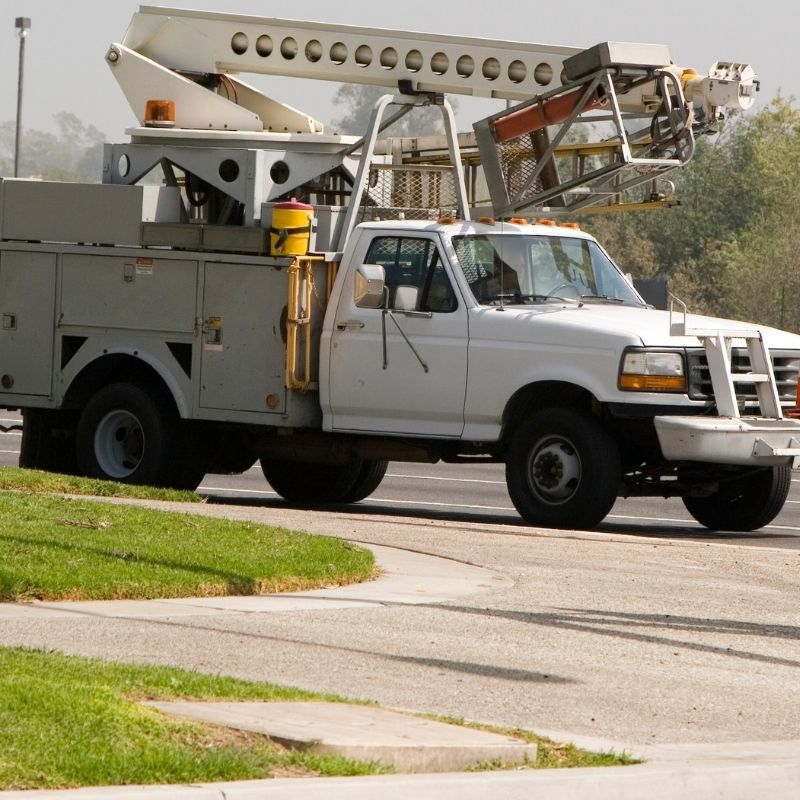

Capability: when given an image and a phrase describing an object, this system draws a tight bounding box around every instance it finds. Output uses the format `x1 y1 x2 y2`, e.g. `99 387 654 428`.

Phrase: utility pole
14 16 31 178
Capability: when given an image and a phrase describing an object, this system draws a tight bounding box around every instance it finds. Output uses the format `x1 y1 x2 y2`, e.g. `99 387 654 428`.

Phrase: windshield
451 233 645 307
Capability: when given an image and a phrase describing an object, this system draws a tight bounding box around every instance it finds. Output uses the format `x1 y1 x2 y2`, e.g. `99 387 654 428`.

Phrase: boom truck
1 5 798 531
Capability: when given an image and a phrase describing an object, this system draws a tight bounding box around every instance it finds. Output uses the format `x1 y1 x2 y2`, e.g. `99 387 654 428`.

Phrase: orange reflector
144 99 176 128
619 374 687 392
787 379 800 417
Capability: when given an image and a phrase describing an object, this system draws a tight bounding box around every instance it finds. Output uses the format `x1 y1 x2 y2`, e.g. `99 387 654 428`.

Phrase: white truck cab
315 218 800 529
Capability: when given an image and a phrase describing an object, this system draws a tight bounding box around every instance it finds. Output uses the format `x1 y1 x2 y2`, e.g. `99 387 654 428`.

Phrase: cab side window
364 236 458 313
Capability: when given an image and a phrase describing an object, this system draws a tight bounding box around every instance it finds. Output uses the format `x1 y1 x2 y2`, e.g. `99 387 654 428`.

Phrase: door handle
336 320 365 330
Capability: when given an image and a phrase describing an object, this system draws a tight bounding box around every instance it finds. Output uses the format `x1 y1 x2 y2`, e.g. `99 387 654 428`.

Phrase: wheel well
63 355 178 415
502 381 595 442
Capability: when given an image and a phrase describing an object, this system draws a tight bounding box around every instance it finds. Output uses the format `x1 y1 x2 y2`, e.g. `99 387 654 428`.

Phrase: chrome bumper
654 415 800 466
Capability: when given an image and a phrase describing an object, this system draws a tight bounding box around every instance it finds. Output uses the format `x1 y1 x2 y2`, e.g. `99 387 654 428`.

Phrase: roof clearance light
144 99 176 128
561 222 581 230
476 216 496 225
508 217 529 225
537 218 557 227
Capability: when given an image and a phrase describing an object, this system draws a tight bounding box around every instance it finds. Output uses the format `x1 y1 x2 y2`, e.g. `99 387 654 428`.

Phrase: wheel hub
529 439 581 503
94 409 144 479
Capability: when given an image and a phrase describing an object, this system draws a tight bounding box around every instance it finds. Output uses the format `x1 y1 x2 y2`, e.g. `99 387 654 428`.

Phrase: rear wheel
340 459 388 503
76 382 183 487
260 456 385 504
683 465 790 531
506 408 620 530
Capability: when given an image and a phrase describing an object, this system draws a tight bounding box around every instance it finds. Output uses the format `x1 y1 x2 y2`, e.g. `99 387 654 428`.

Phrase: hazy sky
0 0 792 144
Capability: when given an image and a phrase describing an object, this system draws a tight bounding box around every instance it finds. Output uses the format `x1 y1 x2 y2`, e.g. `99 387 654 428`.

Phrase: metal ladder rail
670 298 783 420
700 329 782 419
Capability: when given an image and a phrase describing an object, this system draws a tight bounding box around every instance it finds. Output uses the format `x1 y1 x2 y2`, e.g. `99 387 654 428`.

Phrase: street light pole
14 16 31 178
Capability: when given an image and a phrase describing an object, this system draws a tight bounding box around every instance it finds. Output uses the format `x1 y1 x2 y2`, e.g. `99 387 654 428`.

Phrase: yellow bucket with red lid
269 198 313 256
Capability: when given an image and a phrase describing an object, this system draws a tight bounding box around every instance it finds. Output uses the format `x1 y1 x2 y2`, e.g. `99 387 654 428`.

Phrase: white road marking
197 485 515 511
199 485 278 496
371 497 513 511
387 472 505 485
607 513 693 525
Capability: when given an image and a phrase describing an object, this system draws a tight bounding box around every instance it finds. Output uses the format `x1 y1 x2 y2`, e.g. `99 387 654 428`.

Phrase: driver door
327 233 468 436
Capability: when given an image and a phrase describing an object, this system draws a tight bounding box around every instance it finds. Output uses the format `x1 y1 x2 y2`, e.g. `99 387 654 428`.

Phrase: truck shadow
200 493 797 544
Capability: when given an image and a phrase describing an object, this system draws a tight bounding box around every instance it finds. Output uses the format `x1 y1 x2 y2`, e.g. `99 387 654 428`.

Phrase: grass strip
430 715 639 769
0 465 202 502
0 647 386 790
0 492 374 601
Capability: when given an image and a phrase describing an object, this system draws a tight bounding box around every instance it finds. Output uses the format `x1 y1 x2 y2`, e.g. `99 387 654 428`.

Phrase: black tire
505 408 620 530
76 382 183 487
19 408 78 474
340 459 388 503
683 465 791 531
260 456 375 504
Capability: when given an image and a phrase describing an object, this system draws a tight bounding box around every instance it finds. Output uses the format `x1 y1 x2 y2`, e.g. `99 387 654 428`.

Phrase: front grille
687 348 800 406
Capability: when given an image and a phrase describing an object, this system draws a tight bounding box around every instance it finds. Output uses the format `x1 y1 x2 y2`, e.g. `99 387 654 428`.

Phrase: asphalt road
3 411 800 548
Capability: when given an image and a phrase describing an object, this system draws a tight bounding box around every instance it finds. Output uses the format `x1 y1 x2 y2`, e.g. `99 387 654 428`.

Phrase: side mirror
354 263 386 309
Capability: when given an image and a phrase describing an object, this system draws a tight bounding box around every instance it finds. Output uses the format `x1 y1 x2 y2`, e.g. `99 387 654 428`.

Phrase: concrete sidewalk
2 741 800 799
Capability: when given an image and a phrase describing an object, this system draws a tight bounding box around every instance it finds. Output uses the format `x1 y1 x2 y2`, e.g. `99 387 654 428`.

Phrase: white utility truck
2 6 799 531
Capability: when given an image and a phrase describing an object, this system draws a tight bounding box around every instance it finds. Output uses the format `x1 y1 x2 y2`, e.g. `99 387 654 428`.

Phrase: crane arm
113 6 757 138
122 5 581 103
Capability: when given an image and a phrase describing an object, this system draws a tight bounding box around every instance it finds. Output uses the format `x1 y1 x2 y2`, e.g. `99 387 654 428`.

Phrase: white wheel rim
527 435 582 505
93 409 144 478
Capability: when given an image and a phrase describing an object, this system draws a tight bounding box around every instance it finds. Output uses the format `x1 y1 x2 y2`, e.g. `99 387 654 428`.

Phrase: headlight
618 349 687 392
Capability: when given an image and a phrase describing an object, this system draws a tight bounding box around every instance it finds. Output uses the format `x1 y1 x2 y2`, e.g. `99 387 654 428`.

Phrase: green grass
0 466 202 502
0 492 375 601
0 647 388 790
431 715 639 770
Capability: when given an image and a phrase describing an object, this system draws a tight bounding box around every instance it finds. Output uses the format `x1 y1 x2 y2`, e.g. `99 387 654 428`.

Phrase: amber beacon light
144 99 176 127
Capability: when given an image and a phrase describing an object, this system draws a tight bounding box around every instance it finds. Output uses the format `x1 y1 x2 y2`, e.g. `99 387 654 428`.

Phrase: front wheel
505 408 620 530
76 382 182 487
683 465 790 531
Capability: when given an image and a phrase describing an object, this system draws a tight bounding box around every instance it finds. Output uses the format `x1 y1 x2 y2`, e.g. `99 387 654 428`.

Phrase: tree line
0 112 104 182
581 98 800 331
